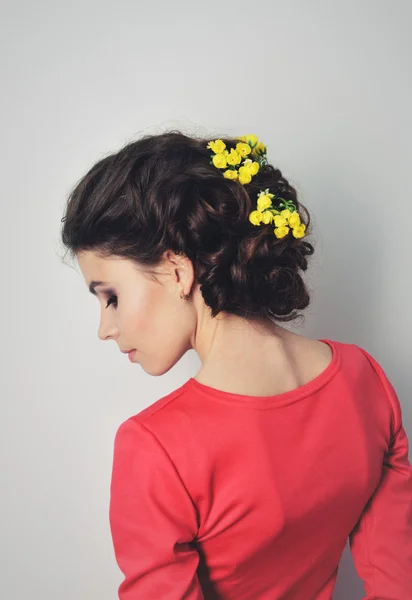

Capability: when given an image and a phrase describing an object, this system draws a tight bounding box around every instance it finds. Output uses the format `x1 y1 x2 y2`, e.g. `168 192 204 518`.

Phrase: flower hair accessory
249 189 306 239
207 134 267 185
207 135 306 239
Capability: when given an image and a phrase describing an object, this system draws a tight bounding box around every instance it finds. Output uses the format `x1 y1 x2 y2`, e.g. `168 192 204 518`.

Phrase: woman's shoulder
281 332 390 393
280 331 335 388
290 333 394 394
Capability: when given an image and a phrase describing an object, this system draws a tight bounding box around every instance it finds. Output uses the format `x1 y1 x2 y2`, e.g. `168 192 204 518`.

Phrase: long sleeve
349 351 412 599
109 417 204 600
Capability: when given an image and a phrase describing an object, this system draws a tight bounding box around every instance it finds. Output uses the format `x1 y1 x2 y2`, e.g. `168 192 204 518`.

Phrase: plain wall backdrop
1 1 411 598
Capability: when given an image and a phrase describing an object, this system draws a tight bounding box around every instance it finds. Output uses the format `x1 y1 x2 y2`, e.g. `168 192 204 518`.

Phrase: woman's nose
98 315 119 341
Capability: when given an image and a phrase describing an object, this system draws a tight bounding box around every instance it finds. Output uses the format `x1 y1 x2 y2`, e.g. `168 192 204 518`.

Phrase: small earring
180 291 190 300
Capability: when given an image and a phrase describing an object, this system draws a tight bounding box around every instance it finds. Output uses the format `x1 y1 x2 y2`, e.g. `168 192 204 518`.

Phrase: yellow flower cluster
249 189 306 239
207 134 267 185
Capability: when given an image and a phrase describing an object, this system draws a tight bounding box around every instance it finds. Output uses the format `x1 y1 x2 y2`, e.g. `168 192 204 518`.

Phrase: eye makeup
98 287 118 308
105 294 118 309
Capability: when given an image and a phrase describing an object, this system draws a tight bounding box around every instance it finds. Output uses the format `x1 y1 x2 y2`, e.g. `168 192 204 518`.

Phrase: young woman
61 132 412 599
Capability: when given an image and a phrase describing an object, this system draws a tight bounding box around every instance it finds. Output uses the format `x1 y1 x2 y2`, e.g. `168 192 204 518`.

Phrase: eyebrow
89 281 107 295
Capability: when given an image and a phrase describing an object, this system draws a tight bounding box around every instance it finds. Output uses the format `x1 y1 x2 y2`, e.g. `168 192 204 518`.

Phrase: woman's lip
128 350 136 361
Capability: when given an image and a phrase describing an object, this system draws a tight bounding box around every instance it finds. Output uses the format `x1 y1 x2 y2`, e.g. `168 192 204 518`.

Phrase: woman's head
61 131 314 374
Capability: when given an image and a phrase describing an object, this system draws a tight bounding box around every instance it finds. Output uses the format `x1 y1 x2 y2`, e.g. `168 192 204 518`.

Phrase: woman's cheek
124 293 153 333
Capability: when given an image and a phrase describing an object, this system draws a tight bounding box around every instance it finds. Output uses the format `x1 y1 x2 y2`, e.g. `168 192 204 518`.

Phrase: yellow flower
249 210 264 225
250 160 260 175
257 195 272 212
227 149 242 166
212 153 228 169
261 211 273 224
292 224 306 238
244 134 259 148
274 214 288 228
288 211 301 229
280 209 292 220
223 169 238 180
238 165 252 184
253 141 266 156
241 159 252 171
207 139 226 154
239 172 252 185
257 188 274 199
242 159 260 175
275 226 290 239
237 159 260 184
235 142 251 158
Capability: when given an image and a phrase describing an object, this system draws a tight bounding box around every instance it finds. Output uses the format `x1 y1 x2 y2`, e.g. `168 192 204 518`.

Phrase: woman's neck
191 312 304 396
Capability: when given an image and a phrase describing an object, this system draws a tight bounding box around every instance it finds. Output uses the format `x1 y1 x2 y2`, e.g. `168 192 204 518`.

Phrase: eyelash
105 295 118 309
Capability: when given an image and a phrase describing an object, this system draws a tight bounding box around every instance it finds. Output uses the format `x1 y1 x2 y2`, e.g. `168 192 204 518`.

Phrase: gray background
1 1 411 598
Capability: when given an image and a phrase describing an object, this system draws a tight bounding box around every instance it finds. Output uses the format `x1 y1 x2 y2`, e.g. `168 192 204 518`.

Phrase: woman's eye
105 295 118 309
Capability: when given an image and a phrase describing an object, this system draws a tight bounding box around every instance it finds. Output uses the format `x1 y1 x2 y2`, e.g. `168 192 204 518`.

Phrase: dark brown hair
61 131 314 322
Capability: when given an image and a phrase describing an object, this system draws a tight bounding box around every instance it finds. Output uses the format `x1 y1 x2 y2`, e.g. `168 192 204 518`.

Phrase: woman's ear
163 250 195 295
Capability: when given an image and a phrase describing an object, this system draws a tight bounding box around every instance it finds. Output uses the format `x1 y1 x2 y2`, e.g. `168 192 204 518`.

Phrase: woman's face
77 250 195 376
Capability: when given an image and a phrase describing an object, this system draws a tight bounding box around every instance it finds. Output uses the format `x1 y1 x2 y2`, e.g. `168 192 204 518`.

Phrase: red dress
109 339 412 599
